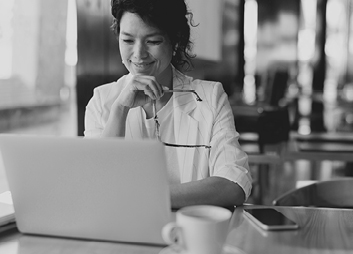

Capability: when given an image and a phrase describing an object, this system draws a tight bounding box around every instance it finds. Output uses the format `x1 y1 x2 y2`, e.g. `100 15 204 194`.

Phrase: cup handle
162 222 184 249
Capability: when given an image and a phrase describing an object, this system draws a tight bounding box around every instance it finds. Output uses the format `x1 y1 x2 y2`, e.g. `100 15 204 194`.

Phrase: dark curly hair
110 0 195 71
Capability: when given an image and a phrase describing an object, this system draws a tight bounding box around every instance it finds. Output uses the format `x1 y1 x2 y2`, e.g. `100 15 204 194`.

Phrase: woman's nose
133 42 148 59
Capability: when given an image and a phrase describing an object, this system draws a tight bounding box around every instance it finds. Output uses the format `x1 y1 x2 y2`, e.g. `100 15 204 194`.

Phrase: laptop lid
0 135 171 245
0 191 15 227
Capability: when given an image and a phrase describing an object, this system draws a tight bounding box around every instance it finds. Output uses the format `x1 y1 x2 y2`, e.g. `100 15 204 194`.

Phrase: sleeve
84 88 104 137
208 83 252 200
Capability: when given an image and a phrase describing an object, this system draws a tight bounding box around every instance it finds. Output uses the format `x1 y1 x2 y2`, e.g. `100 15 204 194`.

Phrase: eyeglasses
163 89 203 102
153 90 211 149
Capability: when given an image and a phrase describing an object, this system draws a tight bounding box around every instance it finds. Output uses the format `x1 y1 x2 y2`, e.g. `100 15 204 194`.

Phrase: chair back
257 105 290 151
273 179 353 208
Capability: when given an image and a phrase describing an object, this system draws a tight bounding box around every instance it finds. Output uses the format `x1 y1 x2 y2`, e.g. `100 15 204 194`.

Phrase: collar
171 66 197 115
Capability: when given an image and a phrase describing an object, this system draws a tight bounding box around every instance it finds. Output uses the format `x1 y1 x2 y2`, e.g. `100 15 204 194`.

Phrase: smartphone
243 207 299 231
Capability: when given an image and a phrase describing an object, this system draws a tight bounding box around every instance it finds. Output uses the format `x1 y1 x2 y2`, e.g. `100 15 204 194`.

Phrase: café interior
1 0 353 208
3 0 353 253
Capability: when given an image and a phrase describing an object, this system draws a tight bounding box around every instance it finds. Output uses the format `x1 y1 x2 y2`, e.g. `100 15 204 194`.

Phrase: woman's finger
133 75 163 99
142 86 157 100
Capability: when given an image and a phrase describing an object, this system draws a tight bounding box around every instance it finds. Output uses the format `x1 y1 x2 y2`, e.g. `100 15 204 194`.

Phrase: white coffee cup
162 205 232 254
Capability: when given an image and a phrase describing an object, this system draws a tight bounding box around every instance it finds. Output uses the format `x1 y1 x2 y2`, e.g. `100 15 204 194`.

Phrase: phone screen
244 207 298 230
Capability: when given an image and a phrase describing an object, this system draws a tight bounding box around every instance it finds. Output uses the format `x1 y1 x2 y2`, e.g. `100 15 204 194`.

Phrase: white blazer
84 68 252 199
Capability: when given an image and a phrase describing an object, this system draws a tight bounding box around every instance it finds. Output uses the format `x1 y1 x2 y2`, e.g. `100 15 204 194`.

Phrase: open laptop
0 134 172 245
0 191 15 228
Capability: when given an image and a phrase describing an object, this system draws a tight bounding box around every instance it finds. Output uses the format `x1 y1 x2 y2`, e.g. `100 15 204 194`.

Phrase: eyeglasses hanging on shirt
152 89 211 149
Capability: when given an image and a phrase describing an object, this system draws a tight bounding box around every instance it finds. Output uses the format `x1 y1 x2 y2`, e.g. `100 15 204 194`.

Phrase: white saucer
159 245 247 254
223 245 248 254
159 246 183 254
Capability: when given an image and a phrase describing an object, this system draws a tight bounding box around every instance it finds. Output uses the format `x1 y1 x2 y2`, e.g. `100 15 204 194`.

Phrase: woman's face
119 12 173 79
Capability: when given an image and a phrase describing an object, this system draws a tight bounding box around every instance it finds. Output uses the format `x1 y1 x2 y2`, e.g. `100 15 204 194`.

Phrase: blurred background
1 0 353 203
2 0 353 135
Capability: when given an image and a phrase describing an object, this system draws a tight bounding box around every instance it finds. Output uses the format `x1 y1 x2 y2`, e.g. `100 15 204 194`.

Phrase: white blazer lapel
173 88 200 182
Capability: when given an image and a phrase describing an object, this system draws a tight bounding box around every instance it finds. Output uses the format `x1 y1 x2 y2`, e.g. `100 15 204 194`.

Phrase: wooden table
1 206 352 254
229 206 353 253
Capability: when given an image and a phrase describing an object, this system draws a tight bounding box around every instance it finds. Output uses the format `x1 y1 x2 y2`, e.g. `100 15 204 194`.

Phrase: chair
256 105 290 152
272 178 353 208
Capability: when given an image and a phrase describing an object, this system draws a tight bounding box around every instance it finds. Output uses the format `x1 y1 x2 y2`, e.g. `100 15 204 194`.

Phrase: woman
85 0 252 209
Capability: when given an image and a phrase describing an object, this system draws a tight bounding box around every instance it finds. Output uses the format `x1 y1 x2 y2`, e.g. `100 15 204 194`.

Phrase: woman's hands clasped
116 75 165 108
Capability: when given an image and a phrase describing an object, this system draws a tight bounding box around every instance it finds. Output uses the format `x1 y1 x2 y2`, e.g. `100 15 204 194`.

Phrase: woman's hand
102 75 165 137
116 75 164 108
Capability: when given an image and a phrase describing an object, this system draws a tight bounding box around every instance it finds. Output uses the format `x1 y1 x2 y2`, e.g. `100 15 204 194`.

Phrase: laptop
0 191 15 227
0 134 172 245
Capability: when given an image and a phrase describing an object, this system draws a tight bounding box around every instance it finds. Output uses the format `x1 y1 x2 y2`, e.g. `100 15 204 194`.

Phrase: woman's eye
122 39 133 44
147 40 162 45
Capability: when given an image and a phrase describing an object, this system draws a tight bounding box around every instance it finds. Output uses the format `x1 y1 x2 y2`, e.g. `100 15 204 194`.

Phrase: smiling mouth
131 61 154 68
